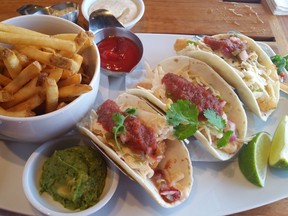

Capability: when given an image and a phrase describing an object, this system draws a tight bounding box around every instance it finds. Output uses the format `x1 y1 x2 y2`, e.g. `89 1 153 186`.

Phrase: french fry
61 69 74 79
59 84 92 98
41 47 56 54
4 61 41 94
0 23 47 37
79 67 91 84
53 33 77 41
51 53 82 73
0 73 12 86
1 77 41 109
8 93 45 112
0 48 22 78
13 50 32 68
71 53 83 69
45 78 59 113
58 73 82 87
85 31 95 44
78 31 95 53
19 47 81 73
0 89 13 102
56 102 67 110
0 24 94 117
36 72 48 86
0 32 77 52
0 106 34 117
71 31 90 53
58 31 94 58
43 68 63 82
53 31 94 54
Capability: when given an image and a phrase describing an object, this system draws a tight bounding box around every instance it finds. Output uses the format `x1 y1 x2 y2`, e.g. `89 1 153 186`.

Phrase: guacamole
39 145 107 210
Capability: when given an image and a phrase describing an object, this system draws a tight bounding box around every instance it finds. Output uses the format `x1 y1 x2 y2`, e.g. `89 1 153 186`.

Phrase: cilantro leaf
204 109 226 130
284 55 288 71
166 100 199 139
112 113 125 151
112 108 136 151
112 113 125 130
217 130 234 148
125 108 136 115
271 55 286 74
174 124 198 140
166 100 198 126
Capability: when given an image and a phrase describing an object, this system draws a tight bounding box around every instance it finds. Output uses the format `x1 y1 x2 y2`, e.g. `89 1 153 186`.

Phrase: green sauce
39 145 107 210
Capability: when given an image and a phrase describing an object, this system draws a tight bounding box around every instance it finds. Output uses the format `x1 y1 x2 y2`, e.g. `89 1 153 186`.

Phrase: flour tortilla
175 33 280 121
77 92 193 208
129 56 248 161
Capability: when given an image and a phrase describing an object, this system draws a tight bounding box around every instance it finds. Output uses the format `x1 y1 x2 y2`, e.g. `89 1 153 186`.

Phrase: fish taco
131 55 248 161
77 92 193 208
174 33 280 121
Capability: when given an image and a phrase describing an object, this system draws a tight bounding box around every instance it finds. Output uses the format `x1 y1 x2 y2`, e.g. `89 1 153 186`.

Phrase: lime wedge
238 132 271 187
269 115 288 169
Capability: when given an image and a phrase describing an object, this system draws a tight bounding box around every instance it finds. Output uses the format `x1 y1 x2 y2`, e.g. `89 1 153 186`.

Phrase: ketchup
97 36 141 72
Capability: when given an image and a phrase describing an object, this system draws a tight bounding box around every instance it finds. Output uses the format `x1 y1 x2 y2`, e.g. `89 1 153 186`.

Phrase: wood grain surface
134 0 274 40
0 0 288 215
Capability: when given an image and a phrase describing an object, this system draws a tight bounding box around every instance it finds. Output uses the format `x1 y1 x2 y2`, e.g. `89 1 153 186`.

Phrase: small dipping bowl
22 135 119 216
89 9 143 77
81 0 145 30
17 2 79 23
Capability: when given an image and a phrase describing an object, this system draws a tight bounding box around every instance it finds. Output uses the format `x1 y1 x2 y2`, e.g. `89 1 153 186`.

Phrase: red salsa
96 100 157 155
97 36 142 72
203 36 247 58
162 73 225 116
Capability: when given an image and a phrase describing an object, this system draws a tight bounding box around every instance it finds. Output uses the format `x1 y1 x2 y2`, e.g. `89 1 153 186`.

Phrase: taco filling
162 73 225 117
161 72 238 154
138 58 243 156
96 99 163 164
90 96 186 204
175 35 278 113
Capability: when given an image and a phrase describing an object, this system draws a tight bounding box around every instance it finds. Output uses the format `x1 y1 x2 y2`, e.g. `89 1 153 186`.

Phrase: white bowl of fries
0 15 100 143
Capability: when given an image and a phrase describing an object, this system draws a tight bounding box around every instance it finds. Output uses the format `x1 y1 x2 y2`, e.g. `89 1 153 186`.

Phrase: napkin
266 0 288 15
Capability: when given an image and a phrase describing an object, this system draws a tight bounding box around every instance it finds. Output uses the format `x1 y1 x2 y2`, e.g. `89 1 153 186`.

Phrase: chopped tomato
159 186 181 203
151 169 181 203
279 71 287 82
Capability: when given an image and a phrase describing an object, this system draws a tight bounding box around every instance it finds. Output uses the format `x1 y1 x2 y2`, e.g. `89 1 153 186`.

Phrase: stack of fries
0 23 95 117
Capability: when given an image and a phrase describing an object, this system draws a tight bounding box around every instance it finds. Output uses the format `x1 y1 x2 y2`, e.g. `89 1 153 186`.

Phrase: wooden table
0 0 288 215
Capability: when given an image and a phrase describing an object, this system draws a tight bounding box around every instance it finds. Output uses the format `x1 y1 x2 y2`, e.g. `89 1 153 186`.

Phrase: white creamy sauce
89 0 138 24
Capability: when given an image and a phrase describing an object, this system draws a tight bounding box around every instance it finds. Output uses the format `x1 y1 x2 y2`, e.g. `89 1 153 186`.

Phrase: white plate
0 33 288 216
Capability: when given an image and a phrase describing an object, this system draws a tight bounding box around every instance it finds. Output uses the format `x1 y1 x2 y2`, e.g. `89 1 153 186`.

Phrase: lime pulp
269 115 288 169
238 132 271 187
